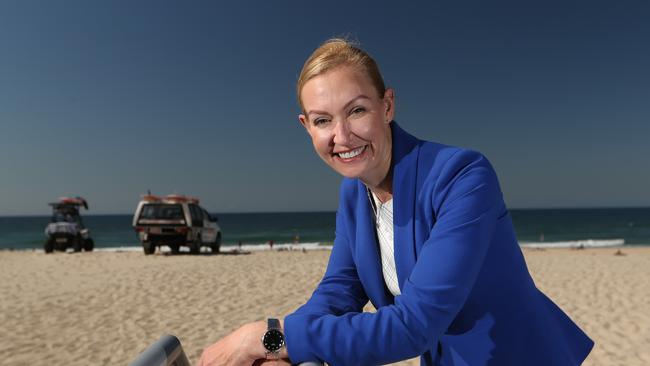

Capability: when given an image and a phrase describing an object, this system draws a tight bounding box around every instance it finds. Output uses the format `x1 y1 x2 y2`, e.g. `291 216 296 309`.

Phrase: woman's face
299 65 395 187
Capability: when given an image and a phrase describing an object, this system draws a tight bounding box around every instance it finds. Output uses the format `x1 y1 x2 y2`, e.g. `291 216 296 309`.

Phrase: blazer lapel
355 180 393 307
390 122 419 292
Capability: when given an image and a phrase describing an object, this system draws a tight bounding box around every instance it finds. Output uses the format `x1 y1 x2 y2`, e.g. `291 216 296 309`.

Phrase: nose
332 118 351 146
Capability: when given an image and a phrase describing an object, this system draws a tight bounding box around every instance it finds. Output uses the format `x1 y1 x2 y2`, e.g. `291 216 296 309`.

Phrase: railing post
129 334 191 366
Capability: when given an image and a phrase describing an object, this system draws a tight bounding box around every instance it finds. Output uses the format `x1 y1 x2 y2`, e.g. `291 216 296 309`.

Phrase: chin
323 157 367 179
333 166 365 179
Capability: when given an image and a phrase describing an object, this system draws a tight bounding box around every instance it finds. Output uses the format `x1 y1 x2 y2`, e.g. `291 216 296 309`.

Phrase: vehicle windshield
51 206 82 223
139 204 184 220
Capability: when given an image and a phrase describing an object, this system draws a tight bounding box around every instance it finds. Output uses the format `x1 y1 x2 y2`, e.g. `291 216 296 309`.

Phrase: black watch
262 318 285 359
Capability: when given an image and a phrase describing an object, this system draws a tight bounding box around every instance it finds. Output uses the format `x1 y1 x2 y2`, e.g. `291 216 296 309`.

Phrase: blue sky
1 0 648 215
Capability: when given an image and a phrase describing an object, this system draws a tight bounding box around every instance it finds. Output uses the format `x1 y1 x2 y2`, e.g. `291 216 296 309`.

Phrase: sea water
1 208 648 250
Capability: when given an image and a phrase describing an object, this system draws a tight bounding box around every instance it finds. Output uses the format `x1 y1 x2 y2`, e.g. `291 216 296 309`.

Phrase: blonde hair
297 38 386 112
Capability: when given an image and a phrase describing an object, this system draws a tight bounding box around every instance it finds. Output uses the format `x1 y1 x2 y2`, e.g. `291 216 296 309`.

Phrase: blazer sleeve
284 150 504 366
289 206 369 317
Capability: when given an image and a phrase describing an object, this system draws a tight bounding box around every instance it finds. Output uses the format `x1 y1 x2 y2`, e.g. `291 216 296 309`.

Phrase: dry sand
0 247 648 366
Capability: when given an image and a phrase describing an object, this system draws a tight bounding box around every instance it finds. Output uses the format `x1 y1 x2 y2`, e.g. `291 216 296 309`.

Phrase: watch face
262 329 285 352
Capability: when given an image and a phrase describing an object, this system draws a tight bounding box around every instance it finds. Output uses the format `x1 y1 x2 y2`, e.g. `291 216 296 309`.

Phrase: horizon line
1 205 649 218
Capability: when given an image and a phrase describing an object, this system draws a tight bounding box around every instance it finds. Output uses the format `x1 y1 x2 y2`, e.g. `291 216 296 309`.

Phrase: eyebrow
306 95 371 117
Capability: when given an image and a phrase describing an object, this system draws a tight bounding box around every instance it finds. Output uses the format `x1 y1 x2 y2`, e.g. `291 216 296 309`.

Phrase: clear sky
1 0 649 215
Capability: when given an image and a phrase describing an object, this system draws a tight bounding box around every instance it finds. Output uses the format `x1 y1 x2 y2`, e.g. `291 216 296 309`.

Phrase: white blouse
370 191 401 296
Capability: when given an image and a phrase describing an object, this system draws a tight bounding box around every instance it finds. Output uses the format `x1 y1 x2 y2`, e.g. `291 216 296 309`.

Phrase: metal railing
129 335 191 366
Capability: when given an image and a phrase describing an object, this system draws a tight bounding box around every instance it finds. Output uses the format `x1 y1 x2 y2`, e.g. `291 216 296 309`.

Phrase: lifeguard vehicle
44 197 94 253
132 194 222 255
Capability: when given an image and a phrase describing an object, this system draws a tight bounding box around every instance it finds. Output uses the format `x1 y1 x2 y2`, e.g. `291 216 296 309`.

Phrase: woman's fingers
198 321 268 366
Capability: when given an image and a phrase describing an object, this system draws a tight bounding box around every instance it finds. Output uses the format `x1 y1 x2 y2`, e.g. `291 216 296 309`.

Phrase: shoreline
0 242 335 253
3 238 649 252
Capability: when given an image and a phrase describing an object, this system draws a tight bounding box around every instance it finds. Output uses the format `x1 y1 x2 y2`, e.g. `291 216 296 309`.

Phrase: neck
365 167 393 203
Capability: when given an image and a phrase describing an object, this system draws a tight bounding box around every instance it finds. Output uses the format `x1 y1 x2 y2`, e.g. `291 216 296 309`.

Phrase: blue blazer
285 122 593 366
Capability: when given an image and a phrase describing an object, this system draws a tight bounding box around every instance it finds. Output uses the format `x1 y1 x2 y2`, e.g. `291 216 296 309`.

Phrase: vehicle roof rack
47 196 89 209
140 193 200 204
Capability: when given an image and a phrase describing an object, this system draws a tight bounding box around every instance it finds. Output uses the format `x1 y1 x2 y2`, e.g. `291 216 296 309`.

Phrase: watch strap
267 318 281 330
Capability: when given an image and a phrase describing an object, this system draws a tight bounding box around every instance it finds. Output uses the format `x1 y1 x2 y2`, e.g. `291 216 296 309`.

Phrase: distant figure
293 233 300 244
268 239 274 250
238 240 242 251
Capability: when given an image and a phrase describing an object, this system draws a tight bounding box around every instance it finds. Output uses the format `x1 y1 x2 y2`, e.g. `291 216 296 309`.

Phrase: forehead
301 66 377 110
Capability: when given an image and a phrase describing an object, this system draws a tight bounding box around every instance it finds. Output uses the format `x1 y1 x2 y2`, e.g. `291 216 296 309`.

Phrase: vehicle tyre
84 238 94 252
143 242 155 255
55 241 66 252
210 233 221 254
44 238 54 253
73 235 83 252
189 240 200 255
169 244 180 255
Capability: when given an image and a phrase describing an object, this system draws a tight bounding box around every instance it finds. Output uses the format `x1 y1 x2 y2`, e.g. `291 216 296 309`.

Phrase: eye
313 117 330 126
350 106 366 115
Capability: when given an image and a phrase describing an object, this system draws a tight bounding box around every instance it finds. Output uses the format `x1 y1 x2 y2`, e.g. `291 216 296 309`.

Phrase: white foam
520 239 625 249
224 242 332 252
95 246 142 252
94 242 333 253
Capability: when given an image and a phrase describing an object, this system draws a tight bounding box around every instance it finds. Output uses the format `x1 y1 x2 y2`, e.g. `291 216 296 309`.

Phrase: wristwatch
261 318 285 359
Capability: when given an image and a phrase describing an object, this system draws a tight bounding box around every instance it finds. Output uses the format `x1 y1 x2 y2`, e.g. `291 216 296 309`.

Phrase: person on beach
199 39 594 366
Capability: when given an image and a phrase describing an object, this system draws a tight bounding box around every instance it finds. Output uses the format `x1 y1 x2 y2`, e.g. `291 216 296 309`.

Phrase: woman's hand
199 321 269 366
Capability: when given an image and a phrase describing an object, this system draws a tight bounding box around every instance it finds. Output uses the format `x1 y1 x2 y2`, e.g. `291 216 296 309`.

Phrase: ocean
1 208 649 250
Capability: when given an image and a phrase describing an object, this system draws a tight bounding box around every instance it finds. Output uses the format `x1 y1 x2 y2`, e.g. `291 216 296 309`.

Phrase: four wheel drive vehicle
132 194 222 255
44 197 94 253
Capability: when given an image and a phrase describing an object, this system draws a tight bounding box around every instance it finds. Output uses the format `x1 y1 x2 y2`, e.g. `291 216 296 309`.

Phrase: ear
298 114 309 130
383 88 395 124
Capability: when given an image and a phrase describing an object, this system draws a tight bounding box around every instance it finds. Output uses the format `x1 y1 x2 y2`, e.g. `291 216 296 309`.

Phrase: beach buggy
132 194 222 255
44 197 94 253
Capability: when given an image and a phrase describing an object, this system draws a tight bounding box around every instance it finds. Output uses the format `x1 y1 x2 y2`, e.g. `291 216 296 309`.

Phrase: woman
200 39 594 366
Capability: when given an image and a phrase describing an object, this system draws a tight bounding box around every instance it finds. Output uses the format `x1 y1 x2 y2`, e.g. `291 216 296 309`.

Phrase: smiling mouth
334 146 366 160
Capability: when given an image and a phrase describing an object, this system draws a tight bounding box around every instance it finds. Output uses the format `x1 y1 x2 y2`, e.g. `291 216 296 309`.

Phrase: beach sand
0 247 648 366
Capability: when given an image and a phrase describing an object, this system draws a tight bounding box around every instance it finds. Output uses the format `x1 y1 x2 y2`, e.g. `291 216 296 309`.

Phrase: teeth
338 146 365 159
